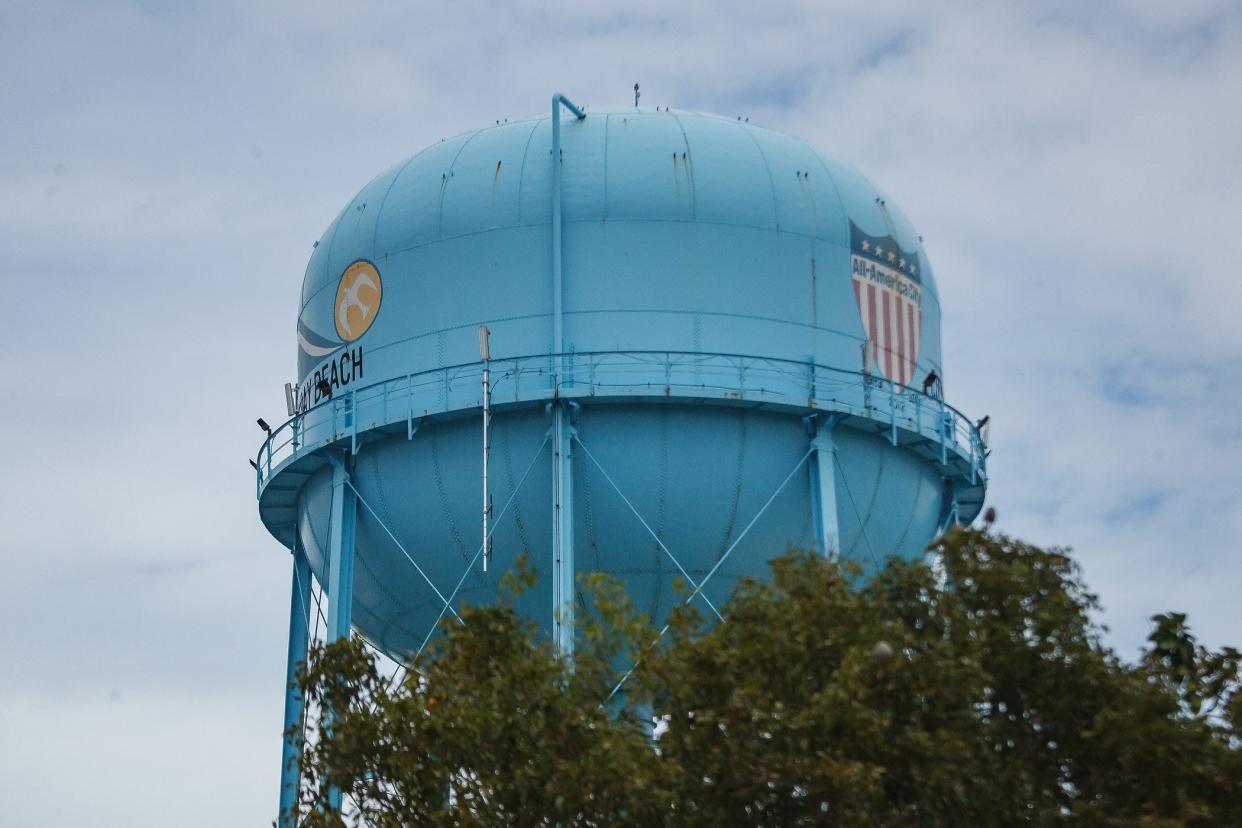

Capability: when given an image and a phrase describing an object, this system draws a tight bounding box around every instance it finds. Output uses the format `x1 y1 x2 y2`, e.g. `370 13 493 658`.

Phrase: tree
285 530 1241 826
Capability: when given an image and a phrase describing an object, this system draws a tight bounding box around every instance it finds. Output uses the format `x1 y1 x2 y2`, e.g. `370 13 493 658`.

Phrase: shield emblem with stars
849 221 923 387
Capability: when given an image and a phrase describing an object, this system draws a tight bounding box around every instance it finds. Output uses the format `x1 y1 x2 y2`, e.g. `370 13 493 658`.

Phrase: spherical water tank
256 105 985 660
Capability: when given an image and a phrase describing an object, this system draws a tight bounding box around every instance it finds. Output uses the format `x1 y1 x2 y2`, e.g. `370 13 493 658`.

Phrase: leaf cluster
285 532 1241 826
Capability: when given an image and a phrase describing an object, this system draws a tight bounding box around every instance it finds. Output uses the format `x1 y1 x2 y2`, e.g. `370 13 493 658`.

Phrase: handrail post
939 399 947 465
406 374 414 438
889 389 898 446
350 388 358 455
970 428 979 486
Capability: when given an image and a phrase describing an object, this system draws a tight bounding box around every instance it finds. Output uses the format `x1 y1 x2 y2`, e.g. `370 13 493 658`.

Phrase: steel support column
938 480 961 535
550 92 583 663
809 414 843 558
324 453 356 813
552 402 576 659
277 542 311 827
325 455 357 643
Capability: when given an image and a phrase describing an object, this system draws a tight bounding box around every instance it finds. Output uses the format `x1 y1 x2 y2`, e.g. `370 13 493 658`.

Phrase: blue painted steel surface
552 402 575 656
277 545 311 826
323 455 355 813
809 414 844 556
324 455 357 645
257 106 987 663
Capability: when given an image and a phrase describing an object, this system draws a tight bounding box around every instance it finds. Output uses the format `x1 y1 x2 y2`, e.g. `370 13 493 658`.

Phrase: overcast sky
2 1 1240 824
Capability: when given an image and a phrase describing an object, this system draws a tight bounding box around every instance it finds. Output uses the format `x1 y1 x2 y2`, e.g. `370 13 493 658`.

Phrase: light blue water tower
255 94 986 820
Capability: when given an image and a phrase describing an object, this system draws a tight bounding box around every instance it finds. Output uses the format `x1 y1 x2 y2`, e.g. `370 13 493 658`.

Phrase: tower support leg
552 402 575 659
809 414 843 558
324 454 356 813
325 455 357 644
277 542 311 827
938 480 961 535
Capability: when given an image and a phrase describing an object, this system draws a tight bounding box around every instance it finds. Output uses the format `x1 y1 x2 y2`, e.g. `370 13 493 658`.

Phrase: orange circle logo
334 260 382 342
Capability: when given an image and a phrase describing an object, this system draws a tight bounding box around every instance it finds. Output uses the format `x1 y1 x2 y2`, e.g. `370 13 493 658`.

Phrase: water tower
255 94 986 819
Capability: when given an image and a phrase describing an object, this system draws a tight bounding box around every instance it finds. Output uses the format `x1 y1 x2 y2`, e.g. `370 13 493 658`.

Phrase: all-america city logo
850 221 922 387
294 260 383 412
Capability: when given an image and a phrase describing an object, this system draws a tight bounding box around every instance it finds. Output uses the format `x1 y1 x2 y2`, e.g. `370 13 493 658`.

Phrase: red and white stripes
853 268 921 387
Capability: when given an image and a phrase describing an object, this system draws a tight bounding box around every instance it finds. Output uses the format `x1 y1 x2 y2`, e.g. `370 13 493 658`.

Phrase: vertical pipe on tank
552 402 576 659
276 542 311 827
550 93 585 383
480 326 492 572
324 453 356 813
809 414 843 558
550 94 583 660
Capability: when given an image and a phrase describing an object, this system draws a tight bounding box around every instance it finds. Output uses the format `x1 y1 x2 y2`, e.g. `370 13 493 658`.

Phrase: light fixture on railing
257 417 271 434
249 459 258 470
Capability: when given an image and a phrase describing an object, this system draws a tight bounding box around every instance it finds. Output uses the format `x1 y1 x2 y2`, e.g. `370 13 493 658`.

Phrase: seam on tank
810 150 850 246
738 122 780 230
305 496 329 589
378 608 425 654
650 408 669 619
353 530 408 615
304 207 349 313
499 417 532 557
602 113 610 221
893 469 921 552
578 418 600 570
366 447 415 612
298 232 894 327
856 457 884 544
429 116 540 150
715 412 747 562
385 605 430 640
670 112 697 220
515 119 543 225
351 308 873 362
343 168 386 250
402 584 496 616
438 130 484 239
362 216 856 266
430 426 469 563
371 147 435 256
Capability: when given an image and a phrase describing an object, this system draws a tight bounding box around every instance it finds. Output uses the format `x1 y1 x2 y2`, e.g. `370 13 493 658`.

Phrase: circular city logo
334 260 382 342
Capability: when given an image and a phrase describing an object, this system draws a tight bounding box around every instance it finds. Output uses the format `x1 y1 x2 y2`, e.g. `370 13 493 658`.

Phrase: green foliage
285 533 1241 826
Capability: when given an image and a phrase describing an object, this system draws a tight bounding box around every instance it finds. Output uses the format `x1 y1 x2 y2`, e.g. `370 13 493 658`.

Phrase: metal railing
255 351 985 498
